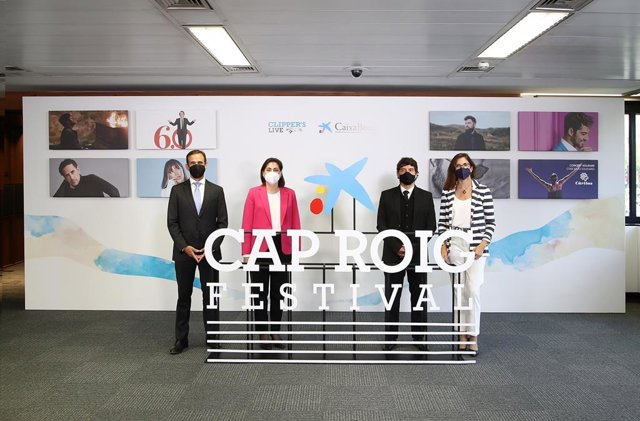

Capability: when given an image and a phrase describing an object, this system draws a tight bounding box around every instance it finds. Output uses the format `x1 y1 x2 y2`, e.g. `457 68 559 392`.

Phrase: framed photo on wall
518 159 598 199
136 109 217 150
518 111 598 151
429 111 511 151
49 111 129 150
49 158 129 198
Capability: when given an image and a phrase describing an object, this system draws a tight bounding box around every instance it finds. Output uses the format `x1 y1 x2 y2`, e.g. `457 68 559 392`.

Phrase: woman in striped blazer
436 153 495 356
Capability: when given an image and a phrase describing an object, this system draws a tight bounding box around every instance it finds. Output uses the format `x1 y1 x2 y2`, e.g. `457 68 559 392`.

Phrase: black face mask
188 164 205 179
398 172 416 185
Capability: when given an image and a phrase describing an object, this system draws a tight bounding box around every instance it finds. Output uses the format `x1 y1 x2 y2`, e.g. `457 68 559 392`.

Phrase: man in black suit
167 149 228 358
376 157 436 352
168 111 195 149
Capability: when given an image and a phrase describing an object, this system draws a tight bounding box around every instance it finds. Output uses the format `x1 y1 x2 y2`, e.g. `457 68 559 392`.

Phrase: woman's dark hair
260 157 285 187
161 159 186 188
443 152 476 190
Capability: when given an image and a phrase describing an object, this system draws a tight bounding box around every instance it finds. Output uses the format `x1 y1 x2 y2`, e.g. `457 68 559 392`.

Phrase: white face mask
264 171 281 185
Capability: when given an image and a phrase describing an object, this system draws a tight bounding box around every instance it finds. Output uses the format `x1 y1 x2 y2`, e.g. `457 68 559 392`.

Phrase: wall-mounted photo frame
49 158 129 197
429 111 511 151
136 110 217 150
49 111 129 150
518 159 598 199
518 111 598 151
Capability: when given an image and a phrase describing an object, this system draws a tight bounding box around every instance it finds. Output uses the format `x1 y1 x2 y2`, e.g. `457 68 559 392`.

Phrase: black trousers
177 131 187 149
384 269 427 341
250 237 290 332
174 258 220 344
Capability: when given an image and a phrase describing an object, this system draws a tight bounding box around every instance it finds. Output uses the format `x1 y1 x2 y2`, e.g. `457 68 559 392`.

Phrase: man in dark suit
167 149 228 358
168 111 195 149
376 157 437 352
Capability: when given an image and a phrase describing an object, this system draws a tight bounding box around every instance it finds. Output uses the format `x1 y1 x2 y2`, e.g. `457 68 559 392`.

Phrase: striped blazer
436 179 495 256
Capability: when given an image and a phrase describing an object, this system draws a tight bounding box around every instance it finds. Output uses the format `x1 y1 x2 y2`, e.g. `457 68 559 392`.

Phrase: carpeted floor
2 263 640 420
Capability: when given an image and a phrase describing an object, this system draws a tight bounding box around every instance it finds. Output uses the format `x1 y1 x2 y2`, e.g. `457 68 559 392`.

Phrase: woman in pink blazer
241 157 301 349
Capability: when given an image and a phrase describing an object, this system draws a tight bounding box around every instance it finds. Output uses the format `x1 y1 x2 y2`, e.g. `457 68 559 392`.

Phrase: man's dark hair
564 112 593 135
186 149 207 163
464 115 477 124
396 157 418 173
58 113 72 127
58 158 78 175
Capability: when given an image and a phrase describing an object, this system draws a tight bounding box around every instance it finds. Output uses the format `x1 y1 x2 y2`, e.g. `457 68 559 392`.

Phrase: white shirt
452 195 471 229
559 137 577 151
400 185 415 199
268 190 281 233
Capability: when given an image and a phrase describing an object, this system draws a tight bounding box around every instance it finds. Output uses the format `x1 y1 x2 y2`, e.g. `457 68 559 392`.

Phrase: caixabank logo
317 121 373 134
267 121 307 134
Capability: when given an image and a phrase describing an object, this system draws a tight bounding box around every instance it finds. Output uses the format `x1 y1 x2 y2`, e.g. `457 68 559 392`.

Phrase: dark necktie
403 190 409 202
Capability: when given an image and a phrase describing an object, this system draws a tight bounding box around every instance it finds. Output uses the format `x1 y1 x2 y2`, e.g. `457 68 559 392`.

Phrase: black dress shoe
169 340 188 355
258 334 272 350
382 343 397 351
271 334 286 349
466 345 479 357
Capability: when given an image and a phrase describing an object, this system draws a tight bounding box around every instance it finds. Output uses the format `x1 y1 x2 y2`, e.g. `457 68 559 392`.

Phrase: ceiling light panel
479 11 570 59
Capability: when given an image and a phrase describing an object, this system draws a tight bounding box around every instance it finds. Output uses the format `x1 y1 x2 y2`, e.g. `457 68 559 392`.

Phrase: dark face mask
398 172 416 185
188 164 206 179
455 168 471 180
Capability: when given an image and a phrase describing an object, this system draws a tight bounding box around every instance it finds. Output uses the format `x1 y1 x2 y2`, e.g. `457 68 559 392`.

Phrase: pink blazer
241 185 301 255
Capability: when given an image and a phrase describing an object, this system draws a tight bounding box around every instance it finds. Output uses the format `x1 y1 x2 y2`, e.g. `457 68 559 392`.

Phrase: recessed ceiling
5 0 640 95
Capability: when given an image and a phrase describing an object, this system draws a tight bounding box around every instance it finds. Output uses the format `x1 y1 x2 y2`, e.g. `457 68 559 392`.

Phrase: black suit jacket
167 179 228 262
169 118 194 136
376 185 436 264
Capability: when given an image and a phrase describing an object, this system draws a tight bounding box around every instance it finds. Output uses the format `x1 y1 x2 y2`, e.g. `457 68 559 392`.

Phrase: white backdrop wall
23 96 625 312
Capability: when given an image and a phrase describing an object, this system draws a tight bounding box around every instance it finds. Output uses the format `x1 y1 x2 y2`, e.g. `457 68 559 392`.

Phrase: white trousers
449 238 486 335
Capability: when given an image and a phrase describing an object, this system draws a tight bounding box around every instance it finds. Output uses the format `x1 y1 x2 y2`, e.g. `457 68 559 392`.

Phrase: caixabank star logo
304 157 375 215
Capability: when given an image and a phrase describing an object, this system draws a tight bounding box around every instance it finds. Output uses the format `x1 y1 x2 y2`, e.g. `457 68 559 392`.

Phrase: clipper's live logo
267 121 306 134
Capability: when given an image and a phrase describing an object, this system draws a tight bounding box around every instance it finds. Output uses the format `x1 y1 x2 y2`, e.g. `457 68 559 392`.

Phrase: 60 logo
153 125 192 149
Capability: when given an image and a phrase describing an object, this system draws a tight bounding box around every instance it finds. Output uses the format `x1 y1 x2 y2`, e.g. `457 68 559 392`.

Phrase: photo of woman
160 159 189 198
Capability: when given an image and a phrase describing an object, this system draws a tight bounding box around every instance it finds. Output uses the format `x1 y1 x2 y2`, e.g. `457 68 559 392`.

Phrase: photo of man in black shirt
53 159 120 197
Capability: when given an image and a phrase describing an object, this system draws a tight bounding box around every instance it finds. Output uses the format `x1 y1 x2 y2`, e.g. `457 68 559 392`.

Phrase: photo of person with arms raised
525 164 582 199
241 157 301 350
437 153 495 356
168 111 195 149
